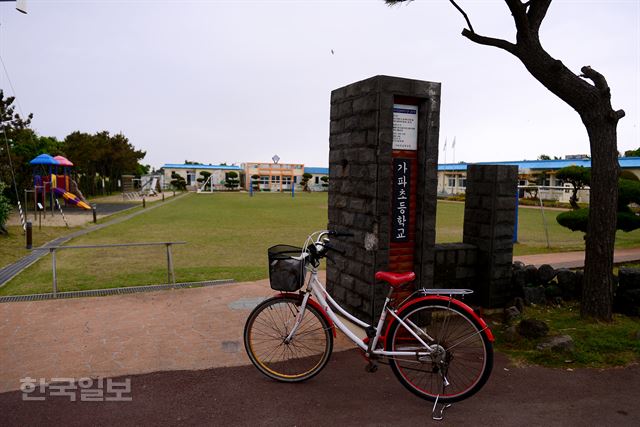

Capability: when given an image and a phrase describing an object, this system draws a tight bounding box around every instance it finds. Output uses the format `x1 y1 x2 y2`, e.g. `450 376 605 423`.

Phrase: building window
293 176 298 183
447 175 456 187
283 176 292 185
260 176 269 185
459 178 466 188
271 175 280 183
315 176 319 184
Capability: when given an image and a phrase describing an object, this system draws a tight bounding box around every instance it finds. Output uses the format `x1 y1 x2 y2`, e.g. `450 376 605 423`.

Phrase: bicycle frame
290 267 435 358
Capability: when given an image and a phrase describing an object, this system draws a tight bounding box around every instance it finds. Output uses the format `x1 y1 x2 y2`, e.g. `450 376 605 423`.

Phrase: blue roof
305 167 328 175
162 163 242 171
438 157 640 172
30 154 59 165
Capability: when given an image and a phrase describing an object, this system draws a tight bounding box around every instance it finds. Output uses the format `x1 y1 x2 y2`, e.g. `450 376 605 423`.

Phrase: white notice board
392 104 418 151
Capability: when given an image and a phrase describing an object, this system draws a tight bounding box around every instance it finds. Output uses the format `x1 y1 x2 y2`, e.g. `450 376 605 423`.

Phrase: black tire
244 295 333 382
385 299 493 403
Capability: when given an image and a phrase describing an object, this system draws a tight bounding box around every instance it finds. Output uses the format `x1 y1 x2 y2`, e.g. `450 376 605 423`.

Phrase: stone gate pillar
463 164 518 307
326 75 441 322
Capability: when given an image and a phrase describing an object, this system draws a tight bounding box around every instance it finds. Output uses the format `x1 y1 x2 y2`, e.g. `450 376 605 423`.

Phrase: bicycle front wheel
244 295 333 382
385 299 493 403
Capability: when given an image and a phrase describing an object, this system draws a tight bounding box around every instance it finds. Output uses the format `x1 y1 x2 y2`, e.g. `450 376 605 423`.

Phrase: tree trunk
581 118 619 321
442 0 626 320
569 187 579 210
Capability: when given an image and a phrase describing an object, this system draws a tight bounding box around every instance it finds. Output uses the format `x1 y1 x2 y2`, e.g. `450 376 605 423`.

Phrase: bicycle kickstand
431 374 451 421
431 395 452 421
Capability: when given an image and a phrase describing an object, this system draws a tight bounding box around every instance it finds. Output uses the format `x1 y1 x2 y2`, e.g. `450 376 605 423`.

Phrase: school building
161 162 329 192
437 156 640 203
161 164 243 191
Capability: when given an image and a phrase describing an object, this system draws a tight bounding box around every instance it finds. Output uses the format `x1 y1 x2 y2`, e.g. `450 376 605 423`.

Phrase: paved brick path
514 247 640 269
0 272 358 394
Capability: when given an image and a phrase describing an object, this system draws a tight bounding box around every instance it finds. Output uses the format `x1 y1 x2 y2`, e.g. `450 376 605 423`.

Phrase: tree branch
504 0 530 35
580 66 626 122
462 28 518 55
448 0 474 33
580 66 610 95
527 0 552 32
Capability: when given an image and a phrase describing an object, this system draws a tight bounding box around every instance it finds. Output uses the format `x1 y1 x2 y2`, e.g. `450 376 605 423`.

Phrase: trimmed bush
617 211 640 232
556 208 589 232
557 208 640 233
557 178 640 233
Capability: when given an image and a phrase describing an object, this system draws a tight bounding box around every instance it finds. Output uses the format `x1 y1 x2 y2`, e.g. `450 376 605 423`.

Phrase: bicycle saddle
374 271 416 288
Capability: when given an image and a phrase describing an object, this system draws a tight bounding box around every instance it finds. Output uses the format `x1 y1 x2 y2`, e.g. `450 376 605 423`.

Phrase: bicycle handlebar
304 230 352 265
328 230 354 237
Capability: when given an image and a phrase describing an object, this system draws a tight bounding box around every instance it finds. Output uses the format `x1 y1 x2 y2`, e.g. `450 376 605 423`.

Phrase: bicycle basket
268 245 307 292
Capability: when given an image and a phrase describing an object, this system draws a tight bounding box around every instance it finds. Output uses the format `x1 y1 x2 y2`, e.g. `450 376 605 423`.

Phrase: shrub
556 208 589 232
0 181 11 233
557 178 640 234
251 174 260 191
557 208 640 233
197 171 212 190
446 194 466 202
556 166 590 209
617 211 640 232
225 171 240 190
170 172 187 191
618 179 640 211
301 173 312 192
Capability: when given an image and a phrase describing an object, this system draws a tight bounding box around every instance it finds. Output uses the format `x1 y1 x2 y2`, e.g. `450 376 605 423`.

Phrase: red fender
276 293 337 337
384 295 494 343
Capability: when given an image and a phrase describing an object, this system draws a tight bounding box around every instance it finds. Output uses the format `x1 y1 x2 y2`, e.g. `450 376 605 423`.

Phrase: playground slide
53 187 92 210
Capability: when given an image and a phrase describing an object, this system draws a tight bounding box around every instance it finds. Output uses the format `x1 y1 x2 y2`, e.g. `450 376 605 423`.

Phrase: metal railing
44 241 186 297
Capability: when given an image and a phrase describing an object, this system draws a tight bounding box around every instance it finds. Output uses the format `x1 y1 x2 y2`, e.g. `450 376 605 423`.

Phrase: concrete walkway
515 247 640 269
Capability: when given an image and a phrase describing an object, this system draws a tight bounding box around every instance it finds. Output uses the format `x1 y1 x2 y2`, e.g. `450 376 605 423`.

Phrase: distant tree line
0 90 147 203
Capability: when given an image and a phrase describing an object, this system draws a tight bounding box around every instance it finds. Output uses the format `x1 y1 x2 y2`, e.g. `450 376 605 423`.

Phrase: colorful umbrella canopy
29 154 59 165
53 155 73 167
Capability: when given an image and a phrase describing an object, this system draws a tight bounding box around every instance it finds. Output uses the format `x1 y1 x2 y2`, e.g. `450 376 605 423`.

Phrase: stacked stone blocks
327 76 441 322
462 165 518 307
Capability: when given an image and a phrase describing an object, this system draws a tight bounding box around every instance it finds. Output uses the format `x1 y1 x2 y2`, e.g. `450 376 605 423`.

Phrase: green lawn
436 200 640 255
1 193 328 295
0 224 82 270
2 193 640 296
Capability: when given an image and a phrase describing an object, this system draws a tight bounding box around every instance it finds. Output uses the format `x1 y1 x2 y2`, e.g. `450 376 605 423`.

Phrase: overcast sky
0 0 638 169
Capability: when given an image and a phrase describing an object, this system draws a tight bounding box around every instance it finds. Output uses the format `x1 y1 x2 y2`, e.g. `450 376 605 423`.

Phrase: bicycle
244 230 494 420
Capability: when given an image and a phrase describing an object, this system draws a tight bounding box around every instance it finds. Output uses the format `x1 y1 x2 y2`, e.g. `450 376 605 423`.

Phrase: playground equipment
121 174 161 199
29 154 91 219
196 174 214 193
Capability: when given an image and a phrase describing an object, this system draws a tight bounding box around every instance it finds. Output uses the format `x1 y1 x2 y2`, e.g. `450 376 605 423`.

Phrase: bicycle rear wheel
244 295 333 382
385 299 493 403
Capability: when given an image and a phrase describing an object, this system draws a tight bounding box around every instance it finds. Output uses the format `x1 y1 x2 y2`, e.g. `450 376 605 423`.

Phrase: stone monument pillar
327 75 441 322
462 164 518 307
